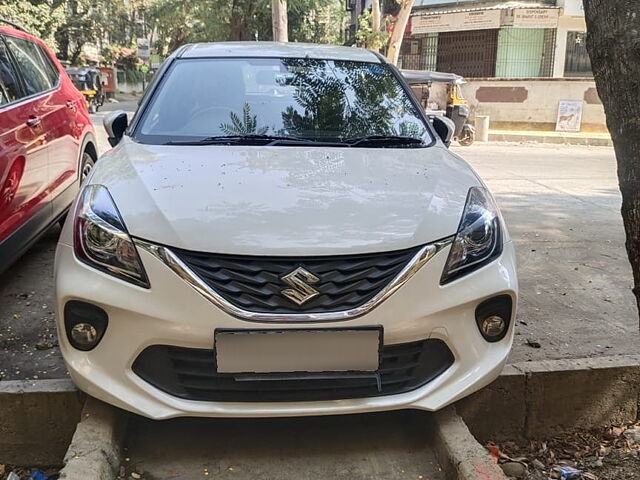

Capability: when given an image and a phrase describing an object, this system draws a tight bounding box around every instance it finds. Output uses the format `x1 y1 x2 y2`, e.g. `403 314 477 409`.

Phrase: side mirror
430 115 455 147
103 111 128 147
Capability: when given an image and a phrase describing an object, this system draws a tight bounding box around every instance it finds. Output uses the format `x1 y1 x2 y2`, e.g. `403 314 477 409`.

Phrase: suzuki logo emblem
281 267 320 305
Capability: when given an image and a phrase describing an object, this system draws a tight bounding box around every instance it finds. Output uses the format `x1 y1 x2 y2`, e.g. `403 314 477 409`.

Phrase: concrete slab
457 355 640 442
124 411 445 480
433 406 506 480
60 397 128 480
0 379 83 466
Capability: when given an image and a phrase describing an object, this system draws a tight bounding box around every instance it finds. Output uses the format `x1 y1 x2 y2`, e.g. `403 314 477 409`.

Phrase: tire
80 151 95 181
58 151 95 228
458 127 475 147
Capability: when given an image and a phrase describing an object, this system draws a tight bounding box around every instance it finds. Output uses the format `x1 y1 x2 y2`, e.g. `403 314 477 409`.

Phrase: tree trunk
371 0 381 33
583 0 640 321
229 0 258 41
271 0 288 42
385 0 414 65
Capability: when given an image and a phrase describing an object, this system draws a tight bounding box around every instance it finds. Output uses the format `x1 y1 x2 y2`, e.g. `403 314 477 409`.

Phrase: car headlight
73 184 149 288
441 186 503 284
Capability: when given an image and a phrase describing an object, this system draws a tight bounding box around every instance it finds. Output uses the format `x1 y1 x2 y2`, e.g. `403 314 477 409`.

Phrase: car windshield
134 57 432 146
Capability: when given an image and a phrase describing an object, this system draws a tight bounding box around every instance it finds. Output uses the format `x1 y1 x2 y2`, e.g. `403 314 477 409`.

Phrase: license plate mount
214 327 383 374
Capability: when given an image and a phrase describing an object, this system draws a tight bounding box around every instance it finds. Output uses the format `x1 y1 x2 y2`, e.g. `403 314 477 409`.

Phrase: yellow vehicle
402 70 475 146
66 67 105 113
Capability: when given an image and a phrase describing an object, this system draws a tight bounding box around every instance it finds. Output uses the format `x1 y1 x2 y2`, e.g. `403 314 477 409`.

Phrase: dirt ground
0 142 637 381
0 227 65 381
492 421 640 480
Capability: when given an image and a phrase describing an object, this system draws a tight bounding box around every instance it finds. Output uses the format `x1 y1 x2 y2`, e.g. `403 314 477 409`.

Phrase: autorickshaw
66 67 105 113
402 69 475 146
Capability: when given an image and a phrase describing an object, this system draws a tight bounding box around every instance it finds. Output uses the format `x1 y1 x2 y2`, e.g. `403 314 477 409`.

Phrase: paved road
0 136 635 380
123 411 444 480
457 143 637 363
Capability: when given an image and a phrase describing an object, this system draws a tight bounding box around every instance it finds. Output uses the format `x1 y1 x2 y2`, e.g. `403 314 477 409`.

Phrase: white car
55 42 517 419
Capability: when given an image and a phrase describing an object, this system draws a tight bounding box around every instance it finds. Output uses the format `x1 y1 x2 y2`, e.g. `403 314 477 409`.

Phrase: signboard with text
513 9 560 29
412 10 501 34
137 38 150 60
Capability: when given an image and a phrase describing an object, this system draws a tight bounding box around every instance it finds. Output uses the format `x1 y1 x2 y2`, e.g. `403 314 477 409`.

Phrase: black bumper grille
132 339 454 402
172 246 422 314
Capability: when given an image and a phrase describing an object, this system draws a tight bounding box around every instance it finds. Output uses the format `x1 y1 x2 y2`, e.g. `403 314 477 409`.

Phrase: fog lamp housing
475 295 512 343
64 301 108 351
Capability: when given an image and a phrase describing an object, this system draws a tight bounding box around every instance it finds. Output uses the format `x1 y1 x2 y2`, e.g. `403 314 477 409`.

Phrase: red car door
0 35 50 244
3 35 73 210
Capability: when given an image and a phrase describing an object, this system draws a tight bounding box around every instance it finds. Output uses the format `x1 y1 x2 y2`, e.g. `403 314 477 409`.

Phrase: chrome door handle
26 117 41 128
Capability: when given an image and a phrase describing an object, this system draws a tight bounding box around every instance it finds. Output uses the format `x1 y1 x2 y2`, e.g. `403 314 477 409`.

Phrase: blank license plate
215 328 381 374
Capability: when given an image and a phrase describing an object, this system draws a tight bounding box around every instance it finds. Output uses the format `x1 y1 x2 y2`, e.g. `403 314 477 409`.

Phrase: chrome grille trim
134 238 452 323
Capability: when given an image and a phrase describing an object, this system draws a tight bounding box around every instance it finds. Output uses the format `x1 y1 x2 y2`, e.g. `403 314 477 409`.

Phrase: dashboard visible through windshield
134 57 432 147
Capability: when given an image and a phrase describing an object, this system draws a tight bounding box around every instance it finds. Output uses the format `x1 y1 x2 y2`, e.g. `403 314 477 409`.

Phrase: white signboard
563 0 585 16
556 100 584 132
513 9 560 29
137 38 150 60
412 10 501 34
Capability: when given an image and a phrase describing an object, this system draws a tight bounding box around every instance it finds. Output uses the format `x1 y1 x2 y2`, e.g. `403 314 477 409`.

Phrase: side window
36 44 60 86
4 35 53 96
0 38 23 106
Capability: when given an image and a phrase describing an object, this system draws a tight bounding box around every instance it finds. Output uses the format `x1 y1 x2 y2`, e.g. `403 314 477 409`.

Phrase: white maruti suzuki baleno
55 42 517 419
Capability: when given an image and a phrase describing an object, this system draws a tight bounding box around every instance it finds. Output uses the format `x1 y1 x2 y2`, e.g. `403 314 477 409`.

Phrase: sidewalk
489 129 613 147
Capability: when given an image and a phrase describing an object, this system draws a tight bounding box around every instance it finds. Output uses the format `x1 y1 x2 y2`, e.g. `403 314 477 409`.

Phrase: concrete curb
488 132 613 147
0 379 84 466
458 354 640 442
59 396 128 480
433 406 507 480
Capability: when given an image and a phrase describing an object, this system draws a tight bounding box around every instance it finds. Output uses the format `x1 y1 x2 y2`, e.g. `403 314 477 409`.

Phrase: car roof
0 22 44 44
177 42 383 63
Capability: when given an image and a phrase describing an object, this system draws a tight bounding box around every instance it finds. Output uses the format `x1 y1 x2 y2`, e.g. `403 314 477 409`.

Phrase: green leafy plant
219 103 268 135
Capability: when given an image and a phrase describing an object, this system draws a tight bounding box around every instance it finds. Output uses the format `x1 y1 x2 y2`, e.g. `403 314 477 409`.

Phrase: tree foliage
0 0 346 65
220 103 268 135
0 0 65 48
355 0 415 65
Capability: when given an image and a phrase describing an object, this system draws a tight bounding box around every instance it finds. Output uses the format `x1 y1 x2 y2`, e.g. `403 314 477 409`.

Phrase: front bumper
54 240 518 419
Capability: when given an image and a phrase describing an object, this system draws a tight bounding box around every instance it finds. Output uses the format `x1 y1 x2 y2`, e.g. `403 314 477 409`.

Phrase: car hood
90 139 481 255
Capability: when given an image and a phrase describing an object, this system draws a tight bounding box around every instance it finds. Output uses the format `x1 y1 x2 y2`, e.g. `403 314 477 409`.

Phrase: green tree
0 0 65 49
355 0 416 65
220 103 268 135
288 0 346 44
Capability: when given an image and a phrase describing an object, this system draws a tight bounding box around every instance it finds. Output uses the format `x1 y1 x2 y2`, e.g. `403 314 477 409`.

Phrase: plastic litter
552 465 582 479
7 473 20 480
29 471 58 480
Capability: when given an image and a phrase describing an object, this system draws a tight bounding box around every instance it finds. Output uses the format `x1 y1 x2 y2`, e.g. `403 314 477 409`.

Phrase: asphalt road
0 124 635 380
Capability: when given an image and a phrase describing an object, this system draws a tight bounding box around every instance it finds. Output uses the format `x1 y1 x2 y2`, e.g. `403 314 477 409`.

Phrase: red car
0 20 97 272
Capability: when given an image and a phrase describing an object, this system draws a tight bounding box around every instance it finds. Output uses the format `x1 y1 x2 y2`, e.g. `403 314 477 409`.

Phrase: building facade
400 0 590 79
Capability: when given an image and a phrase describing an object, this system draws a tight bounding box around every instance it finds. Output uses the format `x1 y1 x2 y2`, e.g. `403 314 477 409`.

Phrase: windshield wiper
164 135 344 146
343 135 426 148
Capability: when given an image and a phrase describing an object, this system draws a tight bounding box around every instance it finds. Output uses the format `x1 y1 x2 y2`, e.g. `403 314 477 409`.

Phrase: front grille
172 246 422 314
132 339 454 402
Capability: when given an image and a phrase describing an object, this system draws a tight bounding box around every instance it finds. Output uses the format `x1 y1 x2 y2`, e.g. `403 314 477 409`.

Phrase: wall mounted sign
513 8 560 29
412 9 501 34
556 100 584 132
